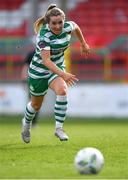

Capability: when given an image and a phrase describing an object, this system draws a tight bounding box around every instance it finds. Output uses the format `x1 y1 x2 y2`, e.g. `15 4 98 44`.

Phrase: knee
56 85 67 95
31 102 42 111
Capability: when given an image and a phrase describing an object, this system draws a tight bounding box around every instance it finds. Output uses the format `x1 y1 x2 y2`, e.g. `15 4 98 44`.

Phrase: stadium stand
68 0 128 82
0 0 127 81
68 0 128 44
0 0 84 80
0 0 32 80
0 0 28 37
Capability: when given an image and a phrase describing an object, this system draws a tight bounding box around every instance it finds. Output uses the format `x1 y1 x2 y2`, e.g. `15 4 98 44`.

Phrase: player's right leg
21 76 48 143
21 101 36 143
21 96 44 143
32 112 39 127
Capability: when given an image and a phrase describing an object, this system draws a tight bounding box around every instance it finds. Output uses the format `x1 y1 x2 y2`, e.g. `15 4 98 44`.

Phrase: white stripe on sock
27 102 36 113
56 121 63 129
56 95 67 102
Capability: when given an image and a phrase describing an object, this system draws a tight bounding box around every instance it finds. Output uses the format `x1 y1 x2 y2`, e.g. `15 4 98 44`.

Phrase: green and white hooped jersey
28 21 76 79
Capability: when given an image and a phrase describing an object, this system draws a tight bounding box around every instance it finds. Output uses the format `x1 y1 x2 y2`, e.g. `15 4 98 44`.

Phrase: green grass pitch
0 115 128 179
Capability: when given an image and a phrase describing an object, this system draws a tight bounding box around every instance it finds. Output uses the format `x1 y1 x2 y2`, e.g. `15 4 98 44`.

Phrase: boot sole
55 133 68 141
21 133 30 143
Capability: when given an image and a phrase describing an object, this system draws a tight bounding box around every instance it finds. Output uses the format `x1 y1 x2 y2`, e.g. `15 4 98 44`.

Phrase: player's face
49 15 64 35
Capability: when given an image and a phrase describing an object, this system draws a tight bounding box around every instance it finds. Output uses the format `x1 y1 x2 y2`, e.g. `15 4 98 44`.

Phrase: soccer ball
74 147 104 174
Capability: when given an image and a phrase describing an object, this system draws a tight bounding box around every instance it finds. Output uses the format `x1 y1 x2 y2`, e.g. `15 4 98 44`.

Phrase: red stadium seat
68 0 128 47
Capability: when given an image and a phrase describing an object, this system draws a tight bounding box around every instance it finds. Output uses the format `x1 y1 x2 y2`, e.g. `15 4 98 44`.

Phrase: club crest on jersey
38 41 47 49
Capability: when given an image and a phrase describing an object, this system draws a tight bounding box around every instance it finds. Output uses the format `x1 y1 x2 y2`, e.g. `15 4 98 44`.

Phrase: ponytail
34 4 57 35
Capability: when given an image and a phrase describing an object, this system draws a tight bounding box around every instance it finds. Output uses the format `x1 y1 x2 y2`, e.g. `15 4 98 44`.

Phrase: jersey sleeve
36 35 50 51
65 21 76 32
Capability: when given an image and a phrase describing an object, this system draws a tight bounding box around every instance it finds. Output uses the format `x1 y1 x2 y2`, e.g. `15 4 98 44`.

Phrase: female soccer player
21 4 90 143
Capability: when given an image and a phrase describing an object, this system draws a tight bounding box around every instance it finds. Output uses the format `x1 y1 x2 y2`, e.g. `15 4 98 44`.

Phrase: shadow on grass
0 142 63 151
0 115 128 124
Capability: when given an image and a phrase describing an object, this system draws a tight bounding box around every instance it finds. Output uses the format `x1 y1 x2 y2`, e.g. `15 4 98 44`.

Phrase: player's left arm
72 22 90 56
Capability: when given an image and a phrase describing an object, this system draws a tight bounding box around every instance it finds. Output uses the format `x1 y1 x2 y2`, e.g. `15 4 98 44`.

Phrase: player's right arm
21 64 28 82
41 50 78 86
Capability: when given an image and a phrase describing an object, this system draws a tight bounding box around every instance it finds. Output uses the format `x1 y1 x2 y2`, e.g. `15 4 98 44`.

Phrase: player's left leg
49 76 69 141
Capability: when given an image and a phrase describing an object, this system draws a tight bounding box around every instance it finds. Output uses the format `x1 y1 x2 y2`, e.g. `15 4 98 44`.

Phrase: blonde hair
34 4 65 35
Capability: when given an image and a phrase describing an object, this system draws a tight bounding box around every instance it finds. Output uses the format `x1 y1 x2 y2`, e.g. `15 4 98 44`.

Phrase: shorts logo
30 85 34 91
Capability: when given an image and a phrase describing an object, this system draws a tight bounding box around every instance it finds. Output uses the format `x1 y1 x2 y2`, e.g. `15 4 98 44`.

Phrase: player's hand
81 43 90 56
61 72 79 87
